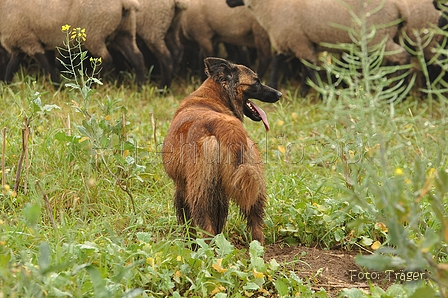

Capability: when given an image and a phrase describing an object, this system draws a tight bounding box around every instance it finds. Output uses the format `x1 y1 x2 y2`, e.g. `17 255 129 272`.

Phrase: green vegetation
1 23 448 297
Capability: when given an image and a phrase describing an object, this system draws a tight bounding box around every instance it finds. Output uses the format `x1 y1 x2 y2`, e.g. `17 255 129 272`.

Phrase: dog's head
204 57 282 131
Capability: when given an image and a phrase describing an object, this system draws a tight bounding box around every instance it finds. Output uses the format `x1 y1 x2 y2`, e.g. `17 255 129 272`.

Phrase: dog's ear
204 57 236 82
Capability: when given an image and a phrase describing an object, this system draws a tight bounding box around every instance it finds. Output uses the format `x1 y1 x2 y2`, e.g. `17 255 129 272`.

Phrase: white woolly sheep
136 0 188 88
227 0 411 96
180 0 271 79
403 0 442 61
401 0 443 82
0 0 146 87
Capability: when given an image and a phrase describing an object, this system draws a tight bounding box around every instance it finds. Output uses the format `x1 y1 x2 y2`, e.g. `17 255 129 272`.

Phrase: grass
1 24 448 297
1 71 447 296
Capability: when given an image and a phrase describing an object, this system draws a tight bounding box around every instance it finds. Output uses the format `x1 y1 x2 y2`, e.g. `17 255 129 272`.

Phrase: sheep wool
0 0 145 86
228 0 411 66
136 0 189 88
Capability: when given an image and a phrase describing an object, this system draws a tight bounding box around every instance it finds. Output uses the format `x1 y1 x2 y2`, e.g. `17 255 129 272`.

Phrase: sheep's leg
147 41 174 89
269 53 287 89
4 52 25 83
253 27 271 79
197 38 215 81
113 34 146 89
34 52 60 87
300 61 319 98
224 44 251 66
165 19 184 75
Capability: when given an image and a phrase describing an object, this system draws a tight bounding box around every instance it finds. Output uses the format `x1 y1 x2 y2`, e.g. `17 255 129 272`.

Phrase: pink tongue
249 101 270 131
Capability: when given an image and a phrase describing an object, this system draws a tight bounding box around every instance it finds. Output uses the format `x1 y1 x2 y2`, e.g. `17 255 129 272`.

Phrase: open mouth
244 100 270 131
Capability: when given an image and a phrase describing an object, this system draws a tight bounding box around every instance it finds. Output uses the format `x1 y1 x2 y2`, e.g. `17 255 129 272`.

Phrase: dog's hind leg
187 179 229 239
174 181 191 225
244 194 266 245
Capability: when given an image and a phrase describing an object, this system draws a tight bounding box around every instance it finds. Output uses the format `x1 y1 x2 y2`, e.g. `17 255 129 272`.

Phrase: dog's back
162 57 281 244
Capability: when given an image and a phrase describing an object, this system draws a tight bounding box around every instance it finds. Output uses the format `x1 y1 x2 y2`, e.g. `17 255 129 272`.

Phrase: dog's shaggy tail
231 163 265 211
230 161 266 243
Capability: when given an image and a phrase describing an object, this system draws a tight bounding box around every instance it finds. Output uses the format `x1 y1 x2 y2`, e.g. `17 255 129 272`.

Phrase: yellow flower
277 119 284 126
90 57 102 65
61 24 71 32
71 27 87 41
395 167 404 176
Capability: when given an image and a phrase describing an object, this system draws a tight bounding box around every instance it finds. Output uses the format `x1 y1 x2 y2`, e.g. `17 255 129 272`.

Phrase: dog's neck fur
179 78 244 121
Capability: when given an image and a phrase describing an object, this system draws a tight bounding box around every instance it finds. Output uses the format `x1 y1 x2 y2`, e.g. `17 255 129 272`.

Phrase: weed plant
0 8 447 297
297 1 448 296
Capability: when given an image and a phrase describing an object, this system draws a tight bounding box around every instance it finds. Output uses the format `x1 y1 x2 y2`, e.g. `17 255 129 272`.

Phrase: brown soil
264 244 394 297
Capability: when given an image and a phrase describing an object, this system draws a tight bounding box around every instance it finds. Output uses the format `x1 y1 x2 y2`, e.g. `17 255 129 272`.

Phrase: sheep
0 0 146 88
401 0 443 83
179 0 271 80
227 0 411 96
434 1 448 29
136 0 188 89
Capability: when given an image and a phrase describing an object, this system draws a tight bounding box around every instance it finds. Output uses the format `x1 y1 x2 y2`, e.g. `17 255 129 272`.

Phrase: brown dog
162 57 282 244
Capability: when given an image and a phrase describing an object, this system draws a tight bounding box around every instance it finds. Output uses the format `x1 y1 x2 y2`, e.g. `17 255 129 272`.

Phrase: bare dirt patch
264 244 394 297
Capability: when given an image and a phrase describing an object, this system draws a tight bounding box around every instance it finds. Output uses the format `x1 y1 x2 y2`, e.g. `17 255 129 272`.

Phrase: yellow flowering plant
54 24 143 214
58 24 102 112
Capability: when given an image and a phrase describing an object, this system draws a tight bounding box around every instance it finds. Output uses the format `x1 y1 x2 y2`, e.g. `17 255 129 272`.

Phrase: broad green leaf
215 234 234 257
136 232 152 243
355 254 406 271
275 278 289 296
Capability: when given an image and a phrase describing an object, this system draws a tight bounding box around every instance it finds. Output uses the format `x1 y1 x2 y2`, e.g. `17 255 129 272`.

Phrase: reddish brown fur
162 58 281 244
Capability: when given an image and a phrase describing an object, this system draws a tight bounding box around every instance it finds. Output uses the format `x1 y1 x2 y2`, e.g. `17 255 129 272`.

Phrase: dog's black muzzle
243 82 282 103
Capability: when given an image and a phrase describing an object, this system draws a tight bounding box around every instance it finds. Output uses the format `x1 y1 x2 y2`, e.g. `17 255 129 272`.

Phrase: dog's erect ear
204 57 235 82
